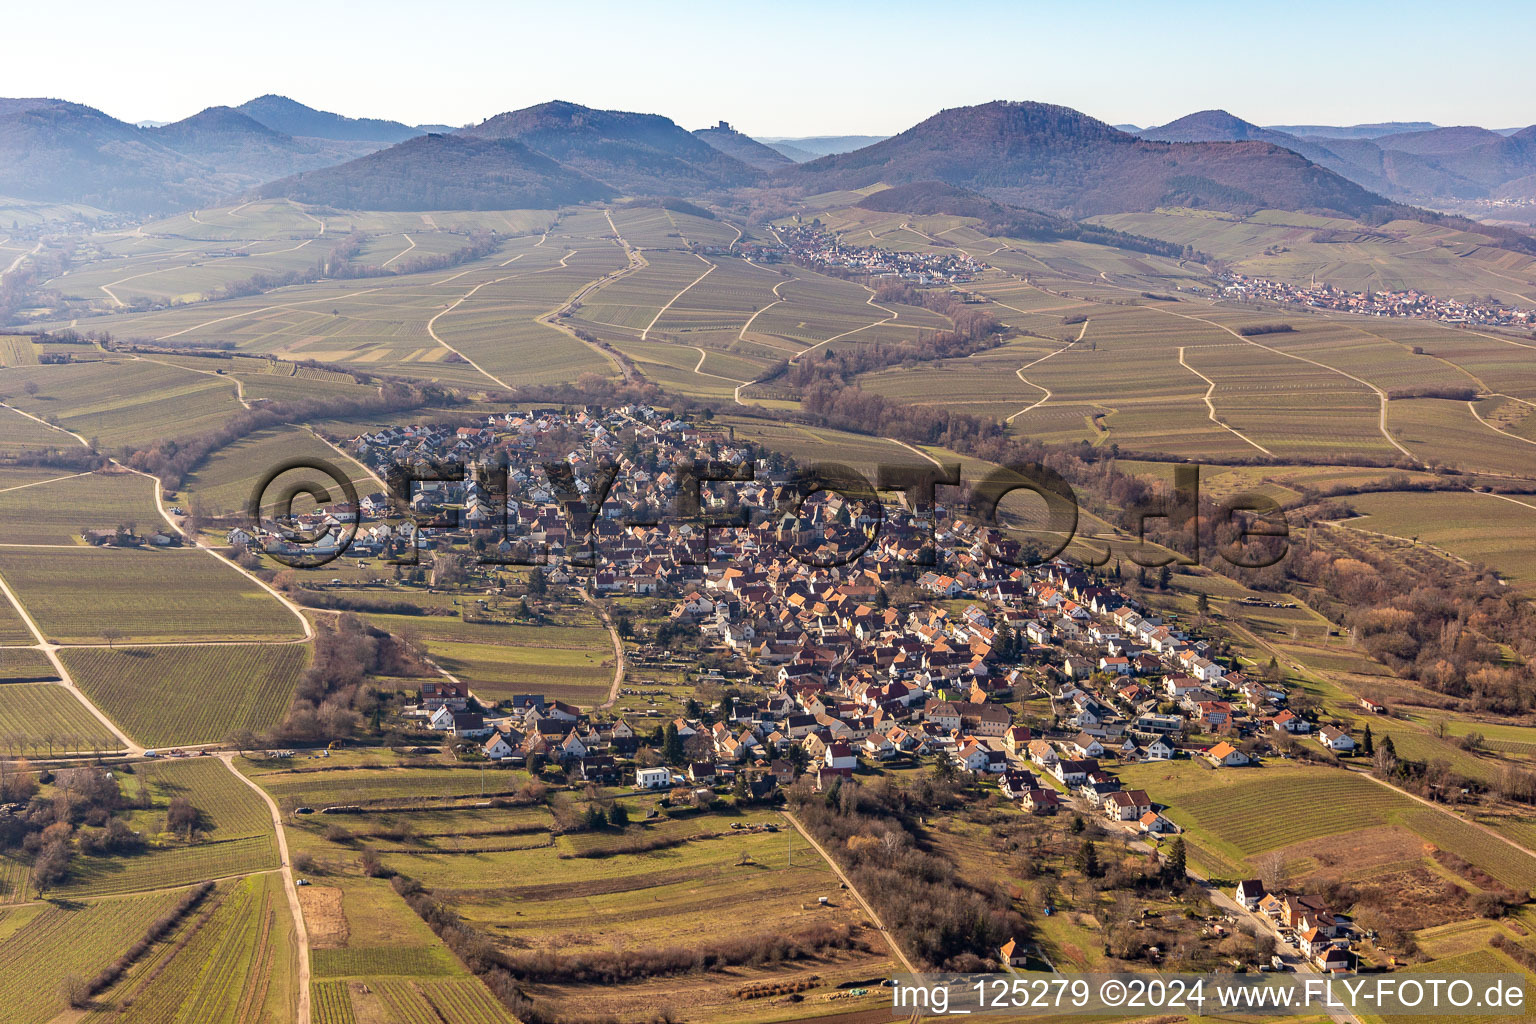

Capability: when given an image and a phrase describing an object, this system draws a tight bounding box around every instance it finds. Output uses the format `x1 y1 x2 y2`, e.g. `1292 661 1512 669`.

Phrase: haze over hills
791 101 1394 218
1265 121 1439 139
1140 110 1536 205
758 134 889 162
0 95 424 213
693 122 793 171
146 106 386 185
459 100 760 194
0 98 219 212
6 90 1536 225
256 132 614 211
235 94 424 144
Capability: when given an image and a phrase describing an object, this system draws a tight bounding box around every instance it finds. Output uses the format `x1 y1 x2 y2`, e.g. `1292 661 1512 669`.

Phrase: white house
635 767 672 790
825 742 858 772
1318 726 1356 753
482 733 514 761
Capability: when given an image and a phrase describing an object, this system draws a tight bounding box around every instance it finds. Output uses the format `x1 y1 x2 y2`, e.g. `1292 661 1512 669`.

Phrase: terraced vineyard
63 643 307 746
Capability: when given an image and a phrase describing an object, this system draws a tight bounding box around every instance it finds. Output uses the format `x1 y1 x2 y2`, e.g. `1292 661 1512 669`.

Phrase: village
232 405 1386 976
708 223 986 284
1219 271 1536 327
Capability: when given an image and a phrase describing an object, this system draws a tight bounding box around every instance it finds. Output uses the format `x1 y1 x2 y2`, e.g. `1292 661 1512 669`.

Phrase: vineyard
256 765 524 808
1177 771 1412 857
1402 808 1536 893
311 979 515 1024
89 874 293 1024
0 647 57 679
58 835 279 898
138 757 277 839
310 944 460 979
311 981 357 1024
0 853 32 903
61 759 278 898
0 547 303 644
63 643 307 747
0 681 124 755
0 891 182 1024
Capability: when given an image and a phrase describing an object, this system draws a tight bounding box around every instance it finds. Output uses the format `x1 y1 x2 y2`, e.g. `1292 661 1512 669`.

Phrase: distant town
709 224 986 284
1219 272 1536 328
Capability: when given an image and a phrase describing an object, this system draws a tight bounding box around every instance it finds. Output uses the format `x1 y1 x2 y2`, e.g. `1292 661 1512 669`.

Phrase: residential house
1317 726 1356 753
1235 879 1266 910
1206 741 1251 767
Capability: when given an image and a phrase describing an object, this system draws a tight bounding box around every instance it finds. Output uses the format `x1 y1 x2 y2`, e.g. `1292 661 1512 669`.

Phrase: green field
0 547 302 643
62 643 308 746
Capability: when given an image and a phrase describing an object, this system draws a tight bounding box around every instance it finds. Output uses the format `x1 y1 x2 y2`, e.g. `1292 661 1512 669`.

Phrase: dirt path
580 590 627 710
1006 317 1090 423
0 240 42 282
1179 345 1274 454
424 277 520 389
641 254 715 340
1147 305 1418 463
380 234 416 269
221 753 311 1024
0 401 315 644
780 810 916 973
738 276 794 341
793 288 899 362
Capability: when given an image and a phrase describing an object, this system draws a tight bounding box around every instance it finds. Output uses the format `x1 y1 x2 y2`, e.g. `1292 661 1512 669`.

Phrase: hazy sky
7 1 1533 134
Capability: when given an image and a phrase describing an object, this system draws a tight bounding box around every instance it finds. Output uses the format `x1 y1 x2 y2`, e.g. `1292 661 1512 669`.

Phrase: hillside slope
461 101 760 193
256 133 613 211
236 94 424 144
693 123 793 171
791 101 1393 218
